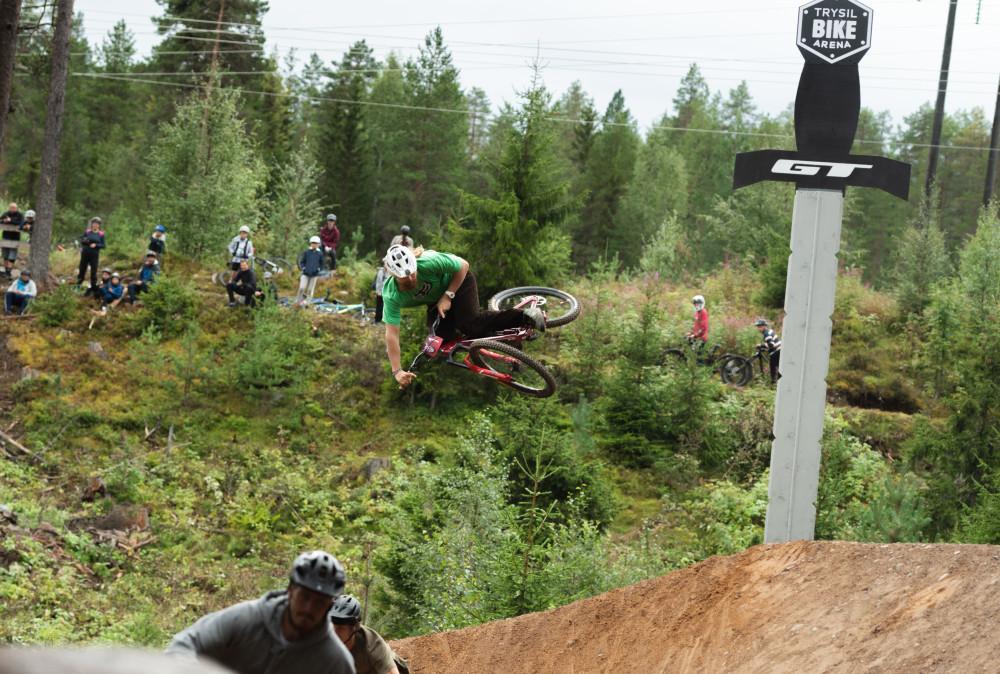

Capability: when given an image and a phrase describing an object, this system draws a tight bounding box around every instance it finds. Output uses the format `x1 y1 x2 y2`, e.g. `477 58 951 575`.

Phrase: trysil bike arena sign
733 0 909 198
798 0 872 64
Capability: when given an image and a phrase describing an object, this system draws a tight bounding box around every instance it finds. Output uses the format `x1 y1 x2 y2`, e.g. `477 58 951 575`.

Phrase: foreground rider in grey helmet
330 595 403 674
167 550 356 674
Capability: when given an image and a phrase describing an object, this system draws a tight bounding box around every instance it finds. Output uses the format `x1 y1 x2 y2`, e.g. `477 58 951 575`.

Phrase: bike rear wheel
467 340 556 398
719 355 752 386
487 287 580 327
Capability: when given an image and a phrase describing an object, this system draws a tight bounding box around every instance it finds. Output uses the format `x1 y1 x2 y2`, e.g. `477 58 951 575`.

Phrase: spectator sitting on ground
100 272 124 312
149 225 167 259
320 214 340 271
4 269 36 315
127 252 161 305
1 202 25 279
295 236 326 306
227 259 257 308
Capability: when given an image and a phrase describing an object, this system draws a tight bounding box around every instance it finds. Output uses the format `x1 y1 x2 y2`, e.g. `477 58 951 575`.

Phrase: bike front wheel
488 287 580 327
719 355 752 387
467 340 556 398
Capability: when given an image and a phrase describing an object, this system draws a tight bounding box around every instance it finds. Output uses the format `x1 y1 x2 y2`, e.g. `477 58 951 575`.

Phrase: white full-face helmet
383 244 417 277
692 294 705 308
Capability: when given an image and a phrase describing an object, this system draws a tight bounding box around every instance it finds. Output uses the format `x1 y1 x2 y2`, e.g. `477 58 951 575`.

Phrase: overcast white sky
75 0 1000 133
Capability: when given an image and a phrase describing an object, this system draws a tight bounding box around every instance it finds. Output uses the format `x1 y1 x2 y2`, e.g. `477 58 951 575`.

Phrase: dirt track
392 541 1000 673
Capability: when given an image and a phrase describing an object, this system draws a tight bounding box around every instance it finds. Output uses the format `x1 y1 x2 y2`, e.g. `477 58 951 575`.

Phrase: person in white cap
294 235 326 306
227 225 255 281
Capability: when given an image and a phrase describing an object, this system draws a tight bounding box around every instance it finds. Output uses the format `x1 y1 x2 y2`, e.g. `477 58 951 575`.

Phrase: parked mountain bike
407 286 580 398
663 338 746 386
716 345 773 387
278 296 376 324
212 256 290 287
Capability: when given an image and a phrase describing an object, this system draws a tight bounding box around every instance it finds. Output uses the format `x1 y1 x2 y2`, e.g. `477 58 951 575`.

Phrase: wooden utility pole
985 75 1000 206
30 0 74 287
925 0 958 197
0 0 23 180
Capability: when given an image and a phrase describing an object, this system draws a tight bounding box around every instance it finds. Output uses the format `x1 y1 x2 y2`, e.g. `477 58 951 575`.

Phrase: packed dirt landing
392 541 1000 673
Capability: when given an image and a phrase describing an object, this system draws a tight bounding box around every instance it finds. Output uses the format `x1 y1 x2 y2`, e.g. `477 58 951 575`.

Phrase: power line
70 71 996 153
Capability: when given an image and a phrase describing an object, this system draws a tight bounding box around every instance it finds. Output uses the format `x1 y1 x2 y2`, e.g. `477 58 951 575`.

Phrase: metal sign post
733 0 911 543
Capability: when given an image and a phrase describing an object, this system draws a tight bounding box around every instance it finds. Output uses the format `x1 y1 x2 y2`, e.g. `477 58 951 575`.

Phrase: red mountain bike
406 286 580 398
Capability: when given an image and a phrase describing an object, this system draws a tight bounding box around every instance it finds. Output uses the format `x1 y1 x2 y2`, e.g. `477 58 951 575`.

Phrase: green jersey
381 250 463 326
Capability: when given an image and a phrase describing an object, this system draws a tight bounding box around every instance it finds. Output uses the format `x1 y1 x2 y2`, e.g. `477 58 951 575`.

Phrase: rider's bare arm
385 323 417 388
446 258 469 295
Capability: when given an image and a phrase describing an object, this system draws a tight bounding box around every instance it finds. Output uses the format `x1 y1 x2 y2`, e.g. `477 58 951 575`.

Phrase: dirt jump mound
393 541 1000 673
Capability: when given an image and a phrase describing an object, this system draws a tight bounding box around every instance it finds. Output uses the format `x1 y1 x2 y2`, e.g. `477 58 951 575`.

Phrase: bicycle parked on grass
406 286 580 398
716 345 774 387
212 256 290 287
662 337 747 387
281 296 376 324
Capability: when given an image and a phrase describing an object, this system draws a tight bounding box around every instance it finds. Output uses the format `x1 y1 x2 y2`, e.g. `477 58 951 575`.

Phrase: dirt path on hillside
392 541 1000 673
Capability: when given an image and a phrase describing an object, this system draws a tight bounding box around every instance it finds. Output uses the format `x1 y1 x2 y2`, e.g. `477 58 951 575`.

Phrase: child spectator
100 271 124 312
149 225 167 258
227 225 254 272
21 209 34 235
4 269 36 315
319 214 340 271
294 236 325 306
77 217 105 294
1 202 25 278
226 259 257 307
127 252 161 304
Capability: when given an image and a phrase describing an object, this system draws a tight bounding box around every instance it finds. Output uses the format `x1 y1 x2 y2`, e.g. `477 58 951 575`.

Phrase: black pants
227 283 256 307
374 295 384 323
426 271 526 341
128 282 149 303
769 350 781 383
78 249 100 289
326 249 337 271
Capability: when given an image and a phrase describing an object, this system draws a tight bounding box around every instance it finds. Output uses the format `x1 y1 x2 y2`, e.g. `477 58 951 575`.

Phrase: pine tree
892 188 952 315
449 74 572 295
152 0 269 76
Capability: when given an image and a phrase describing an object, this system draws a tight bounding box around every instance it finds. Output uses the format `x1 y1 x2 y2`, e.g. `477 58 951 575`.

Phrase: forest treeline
2 1 996 287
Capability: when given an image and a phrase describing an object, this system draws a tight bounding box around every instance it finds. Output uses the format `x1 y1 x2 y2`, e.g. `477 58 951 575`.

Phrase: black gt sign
798 0 872 64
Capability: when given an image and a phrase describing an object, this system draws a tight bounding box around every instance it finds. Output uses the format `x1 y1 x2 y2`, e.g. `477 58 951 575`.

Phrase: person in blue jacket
127 252 161 304
294 235 326 306
100 271 124 312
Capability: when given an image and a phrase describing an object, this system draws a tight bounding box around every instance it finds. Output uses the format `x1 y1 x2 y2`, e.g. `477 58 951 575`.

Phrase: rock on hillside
393 541 1000 673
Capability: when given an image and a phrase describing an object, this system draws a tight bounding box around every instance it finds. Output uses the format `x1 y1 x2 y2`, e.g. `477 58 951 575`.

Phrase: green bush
33 283 81 327
135 276 197 338
235 302 316 389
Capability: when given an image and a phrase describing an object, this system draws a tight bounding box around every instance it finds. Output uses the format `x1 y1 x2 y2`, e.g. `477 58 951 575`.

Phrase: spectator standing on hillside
330 595 403 674
1 202 24 278
686 294 709 348
295 236 326 306
227 259 257 308
389 225 412 248
372 265 386 325
21 209 34 236
320 214 340 272
4 270 36 315
149 225 167 258
167 550 355 674
755 318 782 384
228 225 255 274
127 252 161 305
77 217 106 295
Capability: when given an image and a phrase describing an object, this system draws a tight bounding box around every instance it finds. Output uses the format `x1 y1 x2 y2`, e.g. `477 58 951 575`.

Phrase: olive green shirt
348 625 396 674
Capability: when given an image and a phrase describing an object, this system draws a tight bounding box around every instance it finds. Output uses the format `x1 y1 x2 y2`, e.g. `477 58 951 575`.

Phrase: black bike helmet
289 551 346 597
754 318 769 327
330 594 362 624
400 225 411 236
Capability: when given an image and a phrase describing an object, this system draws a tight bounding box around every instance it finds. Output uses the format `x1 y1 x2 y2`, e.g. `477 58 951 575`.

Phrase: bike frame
409 318 535 386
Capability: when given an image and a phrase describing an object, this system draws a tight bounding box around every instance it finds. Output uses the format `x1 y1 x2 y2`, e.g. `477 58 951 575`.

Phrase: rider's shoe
523 307 546 332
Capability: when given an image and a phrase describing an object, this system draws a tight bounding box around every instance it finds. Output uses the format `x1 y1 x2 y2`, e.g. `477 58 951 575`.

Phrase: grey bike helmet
754 318 768 327
329 594 362 624
289 550 345 597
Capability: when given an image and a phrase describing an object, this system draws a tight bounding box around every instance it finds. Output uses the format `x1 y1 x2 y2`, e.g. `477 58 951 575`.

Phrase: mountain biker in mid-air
380 244 545 389
167 550 355 674
686 294 709 349
755 318 782 383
